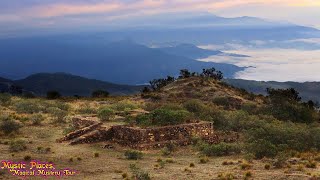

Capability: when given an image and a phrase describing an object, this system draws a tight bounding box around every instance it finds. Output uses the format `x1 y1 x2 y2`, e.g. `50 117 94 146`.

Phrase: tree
46 91 61 99
92 90 109 98
141 87 151 94
200 67 223 80
179 69 191 78
149 76 175 91
266 88 301 103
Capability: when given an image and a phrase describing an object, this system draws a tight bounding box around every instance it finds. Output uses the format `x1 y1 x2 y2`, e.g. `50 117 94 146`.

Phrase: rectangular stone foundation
111 122 218 148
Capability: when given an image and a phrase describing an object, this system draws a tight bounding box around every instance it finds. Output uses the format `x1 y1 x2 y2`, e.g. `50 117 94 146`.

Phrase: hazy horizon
1 0 320 37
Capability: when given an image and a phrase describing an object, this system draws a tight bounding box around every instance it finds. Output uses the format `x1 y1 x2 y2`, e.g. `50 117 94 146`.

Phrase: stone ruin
57 116 238 149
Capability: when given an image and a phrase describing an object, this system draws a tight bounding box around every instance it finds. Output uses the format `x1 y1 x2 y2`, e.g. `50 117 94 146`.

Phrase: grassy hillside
1 75 320 179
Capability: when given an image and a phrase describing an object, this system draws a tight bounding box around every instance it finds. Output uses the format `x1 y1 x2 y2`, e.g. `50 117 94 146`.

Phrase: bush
24 155 32 161
0 93 11 106
9 140 27 152
46 91 61 100
92 90 109 98
30 114 45 125
129 164 151 180
151 108 191 126
183 100 220 121
161 147 173 156
94 152 99 158
98 107 115 121
198 142 242 157
14 100 42 114
0 115 22 135
264 88 319 123
110 101 138 111
246 139 278 159
48 107 68 124
244 120 320 158
136 107 191 127
199 157 209 164
77 104 97 114
124 150 143 160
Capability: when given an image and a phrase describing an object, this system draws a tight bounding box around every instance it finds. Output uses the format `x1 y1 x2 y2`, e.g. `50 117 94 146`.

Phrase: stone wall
58 117 238 149
111 122 217 148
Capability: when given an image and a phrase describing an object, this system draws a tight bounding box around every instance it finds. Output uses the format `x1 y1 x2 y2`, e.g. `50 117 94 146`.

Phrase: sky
0 0 320 36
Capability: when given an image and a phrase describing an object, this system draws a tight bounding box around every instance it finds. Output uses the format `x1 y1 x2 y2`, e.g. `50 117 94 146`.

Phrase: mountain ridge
0 73 145 96
0 40 244 84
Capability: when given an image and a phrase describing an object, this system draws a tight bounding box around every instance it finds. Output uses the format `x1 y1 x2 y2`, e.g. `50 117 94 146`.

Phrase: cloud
2 0 319 18
0 0 320 36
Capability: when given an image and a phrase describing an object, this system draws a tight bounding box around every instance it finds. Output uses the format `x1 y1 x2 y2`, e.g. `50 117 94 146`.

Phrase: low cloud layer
199 47 320 82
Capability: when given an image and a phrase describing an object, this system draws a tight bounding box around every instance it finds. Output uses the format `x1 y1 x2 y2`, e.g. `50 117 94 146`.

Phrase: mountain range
95 12 320 45
0 73 144 96
225 79 320 103
1 73 320 102
0 39 243 85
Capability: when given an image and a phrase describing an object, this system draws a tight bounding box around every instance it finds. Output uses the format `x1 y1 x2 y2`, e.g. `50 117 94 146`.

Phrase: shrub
264 88 319 123
129 164 151 180
30 114 45 125
77 104 97 114
240 162 252 170
122 173 128 178
246 139 278 159
273 153 289 168
165 158 174 163
151 108 191 126
14 100 42 114
136 107 191 127
0 115 22 135
48 107 68 124
183 99 207 114
199 157 209 164
306 161 317 168
161 147 172 156
110 101 138 111
98 107 115 121
22 92 36 99
46 91 61 100
9 140 27 152
54 101 70 111
264 164 271 170
92 90 109 98
244 120 320 158
198 142 242 157
217 172 235 180
189 163 195 168
24 155 32 161
94 152 99 158
244 171 252 178
0 93 11 106
124 150 143 160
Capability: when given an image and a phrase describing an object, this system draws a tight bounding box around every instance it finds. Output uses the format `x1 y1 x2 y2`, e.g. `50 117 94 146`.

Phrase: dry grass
0 88 317 180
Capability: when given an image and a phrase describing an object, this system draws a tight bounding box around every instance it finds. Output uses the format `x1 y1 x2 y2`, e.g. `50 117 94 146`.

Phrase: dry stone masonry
57 116 238 149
